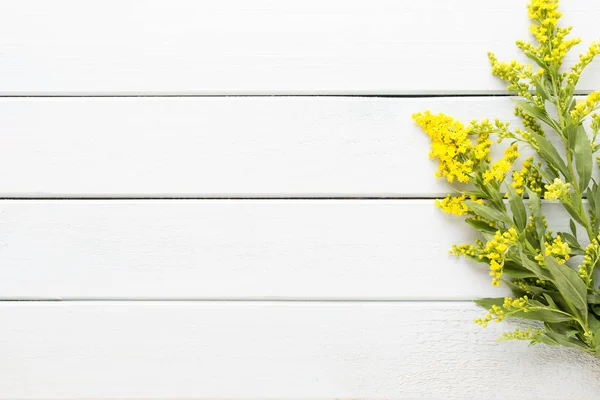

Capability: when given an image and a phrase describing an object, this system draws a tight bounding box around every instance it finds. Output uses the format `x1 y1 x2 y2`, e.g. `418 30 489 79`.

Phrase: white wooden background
1 1 600 399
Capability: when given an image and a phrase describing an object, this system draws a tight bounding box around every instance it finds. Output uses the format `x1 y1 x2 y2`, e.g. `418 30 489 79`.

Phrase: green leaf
530 131 571 181
587 187 595 209
506 184 527 231
589 314 600 331
524 51 549 71
590 316 600 354
545 326 588 350
526 187 546 247
531 74 553 102
539 334 559 346
543 293 558 308
515 308 574 323
573 125 593 193
465 218 497 234
594 183 600 233
503 263 537 279
474 298 504 310
544 256 588 320
569 219 577 239
465 201 512 226
562 200 588 228
588 293 600 304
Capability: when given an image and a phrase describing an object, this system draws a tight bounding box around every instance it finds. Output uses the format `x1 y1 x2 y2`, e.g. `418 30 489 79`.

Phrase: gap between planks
0 92 595 98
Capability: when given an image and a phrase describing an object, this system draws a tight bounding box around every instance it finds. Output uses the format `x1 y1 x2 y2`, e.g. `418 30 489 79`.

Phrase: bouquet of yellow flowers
414 0 600 354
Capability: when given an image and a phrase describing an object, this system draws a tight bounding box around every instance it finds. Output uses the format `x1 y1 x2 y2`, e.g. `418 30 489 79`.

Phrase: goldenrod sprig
413 0 600 356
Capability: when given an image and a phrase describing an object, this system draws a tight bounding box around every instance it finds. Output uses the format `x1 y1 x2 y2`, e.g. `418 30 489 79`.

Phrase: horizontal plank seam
0 196 591 201
0 299 479 303
0 92 594 99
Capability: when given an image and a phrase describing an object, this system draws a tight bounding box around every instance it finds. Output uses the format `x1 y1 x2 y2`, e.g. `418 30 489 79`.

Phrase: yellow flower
475 295 531 328
545 235 571 264
578 234 600 287
511 156 543 195
483 144 520 184
571 91 600 121
436 194 482 216
413 111 474 183
544 178 570 201
498 327 545 342
436 195 468 216
454 228 519 286
567 41 600 88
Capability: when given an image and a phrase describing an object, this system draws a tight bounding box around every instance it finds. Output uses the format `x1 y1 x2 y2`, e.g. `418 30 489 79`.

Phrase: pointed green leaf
465 200 512 226
514 309 574 323
569 219 577 238
545 327 588 350
544 256 588 320
526 187 546 247
573 125 593 193
562 200 588 228
474 297 504 310
506 184 527 230
543 293 558 308
588 293 600 304
594 183 600 233
465 218 497 234
530 132 571 181
531 74 553 102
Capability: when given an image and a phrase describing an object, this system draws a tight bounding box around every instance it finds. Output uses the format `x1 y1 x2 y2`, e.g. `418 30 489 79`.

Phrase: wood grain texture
1 301 599 399
0 199 578 300
0 0 598 95
0 96 548 197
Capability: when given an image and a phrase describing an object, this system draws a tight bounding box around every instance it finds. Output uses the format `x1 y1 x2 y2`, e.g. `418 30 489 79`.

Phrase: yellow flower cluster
435 194 482 216
545 27 581 65
514 107 544 136
544 235 571 264
571 91 600 121
413 112 504 184
527 0 561 41
567 41 600 88
451 243 478 258
483 144 520 185
578 234 600 287
512 156 543 195
544 178 570 201
474 296 530 328
413 111 475 183
498 327 545 342
592 114 600 134
485 228 519 286
453 228 519 286
488 54 537 103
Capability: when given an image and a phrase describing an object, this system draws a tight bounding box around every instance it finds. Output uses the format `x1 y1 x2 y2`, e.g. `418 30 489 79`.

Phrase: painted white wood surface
1 302 598 399
0 97 544 197
0 200 578 300
0 0 598 95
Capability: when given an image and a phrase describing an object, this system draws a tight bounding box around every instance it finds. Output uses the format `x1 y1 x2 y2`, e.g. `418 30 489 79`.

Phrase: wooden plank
0 199 576 300
0 96 543 197
0 0 598 95
0 301 598 398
